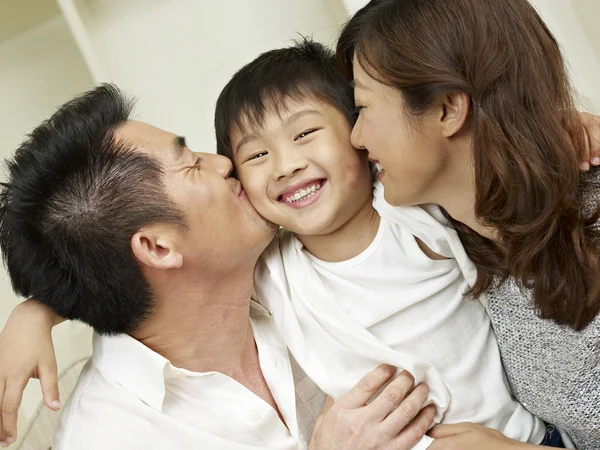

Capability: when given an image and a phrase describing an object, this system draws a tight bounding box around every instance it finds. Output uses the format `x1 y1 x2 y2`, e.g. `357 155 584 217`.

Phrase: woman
337 0 599 448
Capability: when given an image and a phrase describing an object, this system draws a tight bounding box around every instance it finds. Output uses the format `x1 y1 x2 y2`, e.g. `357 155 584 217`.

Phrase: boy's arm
0 299 64 446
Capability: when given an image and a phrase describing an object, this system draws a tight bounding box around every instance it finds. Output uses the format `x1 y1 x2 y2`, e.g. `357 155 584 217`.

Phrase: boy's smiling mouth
278 179 327 207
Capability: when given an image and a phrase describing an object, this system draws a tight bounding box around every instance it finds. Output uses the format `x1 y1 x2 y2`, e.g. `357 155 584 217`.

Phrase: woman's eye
294 129 317 141
248 151 268 161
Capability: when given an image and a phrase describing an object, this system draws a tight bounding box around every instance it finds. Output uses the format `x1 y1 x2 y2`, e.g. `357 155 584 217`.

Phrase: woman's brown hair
337 0 600 330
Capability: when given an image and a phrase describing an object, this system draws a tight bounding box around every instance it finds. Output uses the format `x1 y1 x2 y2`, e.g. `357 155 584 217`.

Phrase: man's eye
248 151 268 161
194 157 202 169
294 129 317 141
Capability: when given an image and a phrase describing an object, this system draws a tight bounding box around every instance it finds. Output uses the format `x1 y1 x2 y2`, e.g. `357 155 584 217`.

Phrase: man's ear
436 91 471 138
131 225 183 270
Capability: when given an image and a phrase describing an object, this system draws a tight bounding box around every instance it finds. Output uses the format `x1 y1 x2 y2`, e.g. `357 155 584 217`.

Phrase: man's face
116 121 277 269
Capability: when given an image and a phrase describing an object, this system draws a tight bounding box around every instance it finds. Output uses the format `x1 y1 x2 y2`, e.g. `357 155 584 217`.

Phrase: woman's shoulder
485 279 600 448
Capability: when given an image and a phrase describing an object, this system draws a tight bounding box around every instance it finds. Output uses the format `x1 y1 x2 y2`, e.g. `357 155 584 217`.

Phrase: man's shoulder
54 360 157 450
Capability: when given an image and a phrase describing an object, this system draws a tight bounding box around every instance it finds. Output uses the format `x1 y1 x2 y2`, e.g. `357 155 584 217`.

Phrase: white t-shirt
254 182 546 450
54 302 324 450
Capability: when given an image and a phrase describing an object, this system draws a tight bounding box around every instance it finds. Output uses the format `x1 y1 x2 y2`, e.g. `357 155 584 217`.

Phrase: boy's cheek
242 185 277 220
344 162 370 190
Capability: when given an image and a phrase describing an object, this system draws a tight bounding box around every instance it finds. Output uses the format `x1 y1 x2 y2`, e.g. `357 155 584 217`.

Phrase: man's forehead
114 120 189 167
115 120 176 148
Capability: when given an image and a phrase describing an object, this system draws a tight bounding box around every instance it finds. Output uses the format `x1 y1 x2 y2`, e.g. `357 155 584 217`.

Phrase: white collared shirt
54 302 324 450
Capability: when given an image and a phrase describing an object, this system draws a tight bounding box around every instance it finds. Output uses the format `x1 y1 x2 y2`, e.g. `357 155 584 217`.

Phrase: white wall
74 0 349 152
572 0 600 69
528 0 600 110
0 14 95 427
342 0 368 15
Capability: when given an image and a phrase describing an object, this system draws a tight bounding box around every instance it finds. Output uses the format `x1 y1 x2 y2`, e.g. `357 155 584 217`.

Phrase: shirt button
249 407 262 421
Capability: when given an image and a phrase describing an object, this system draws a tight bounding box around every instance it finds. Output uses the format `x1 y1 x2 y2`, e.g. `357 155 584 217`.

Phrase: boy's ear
131 225 183 270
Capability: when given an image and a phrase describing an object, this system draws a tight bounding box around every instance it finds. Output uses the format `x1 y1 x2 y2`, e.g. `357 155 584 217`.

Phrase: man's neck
132 263 257 376
298 196 381 262
133 260 284 423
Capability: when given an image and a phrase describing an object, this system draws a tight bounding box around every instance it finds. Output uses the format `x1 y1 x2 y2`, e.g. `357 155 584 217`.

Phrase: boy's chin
280 218 337 238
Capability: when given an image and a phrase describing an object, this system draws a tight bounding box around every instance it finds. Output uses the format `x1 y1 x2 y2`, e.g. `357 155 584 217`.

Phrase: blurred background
0 0 599 447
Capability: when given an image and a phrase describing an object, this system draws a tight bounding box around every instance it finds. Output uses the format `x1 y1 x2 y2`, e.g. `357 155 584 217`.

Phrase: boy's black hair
0 84 184 334
215 38 355 163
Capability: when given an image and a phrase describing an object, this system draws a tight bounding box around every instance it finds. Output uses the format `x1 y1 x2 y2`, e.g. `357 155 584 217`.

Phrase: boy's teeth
376 162 384 172
285 183 322 203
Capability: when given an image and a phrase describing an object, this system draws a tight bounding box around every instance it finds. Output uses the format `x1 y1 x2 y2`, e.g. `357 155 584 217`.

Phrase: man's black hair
0 84 183 334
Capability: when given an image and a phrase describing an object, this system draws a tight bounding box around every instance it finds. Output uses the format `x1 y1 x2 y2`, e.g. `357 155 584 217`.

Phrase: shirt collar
91 303 271 412
92 332 170 411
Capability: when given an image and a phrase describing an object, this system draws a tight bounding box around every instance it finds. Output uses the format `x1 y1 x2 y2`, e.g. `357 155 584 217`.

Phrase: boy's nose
275 153 308 180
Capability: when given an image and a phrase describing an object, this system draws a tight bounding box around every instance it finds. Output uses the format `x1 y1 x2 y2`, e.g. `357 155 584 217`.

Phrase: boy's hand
0 300 61 447
578 111 600 171
310 365 435 450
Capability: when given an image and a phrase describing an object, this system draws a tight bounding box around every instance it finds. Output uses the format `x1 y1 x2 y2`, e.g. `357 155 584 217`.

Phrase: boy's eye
294 129 317 142
248 151 268 161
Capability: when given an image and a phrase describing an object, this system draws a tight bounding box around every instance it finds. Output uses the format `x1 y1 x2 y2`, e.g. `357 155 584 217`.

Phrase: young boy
213 39 555 449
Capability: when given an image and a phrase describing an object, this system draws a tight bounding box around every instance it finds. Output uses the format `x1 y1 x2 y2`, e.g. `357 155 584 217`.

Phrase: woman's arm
0 299 64 446
429 423 556 449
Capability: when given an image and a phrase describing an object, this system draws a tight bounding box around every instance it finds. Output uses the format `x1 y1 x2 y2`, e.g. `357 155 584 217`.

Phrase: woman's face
350 55 448 207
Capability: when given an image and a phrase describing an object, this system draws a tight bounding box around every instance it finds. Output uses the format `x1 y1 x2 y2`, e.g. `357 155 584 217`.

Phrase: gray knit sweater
486 169 600 450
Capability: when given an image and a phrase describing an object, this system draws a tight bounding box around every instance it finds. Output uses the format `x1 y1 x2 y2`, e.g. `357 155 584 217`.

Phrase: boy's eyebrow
235 110 321 154
283 109 321 128
235 134 259 154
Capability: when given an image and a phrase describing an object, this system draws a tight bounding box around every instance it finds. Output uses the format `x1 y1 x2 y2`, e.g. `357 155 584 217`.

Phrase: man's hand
428 423 539 450
310 365 435 450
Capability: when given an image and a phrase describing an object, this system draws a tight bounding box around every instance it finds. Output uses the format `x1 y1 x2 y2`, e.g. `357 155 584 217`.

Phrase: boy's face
230 98 373 237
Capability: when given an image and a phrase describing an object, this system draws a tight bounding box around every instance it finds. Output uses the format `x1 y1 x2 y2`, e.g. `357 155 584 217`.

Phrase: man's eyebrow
171 135 186 159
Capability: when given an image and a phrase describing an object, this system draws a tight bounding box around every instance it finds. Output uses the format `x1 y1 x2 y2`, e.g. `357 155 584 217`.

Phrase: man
0 85 434 449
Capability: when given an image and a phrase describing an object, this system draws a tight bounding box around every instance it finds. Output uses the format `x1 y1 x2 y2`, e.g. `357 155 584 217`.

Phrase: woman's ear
437 92 471 138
